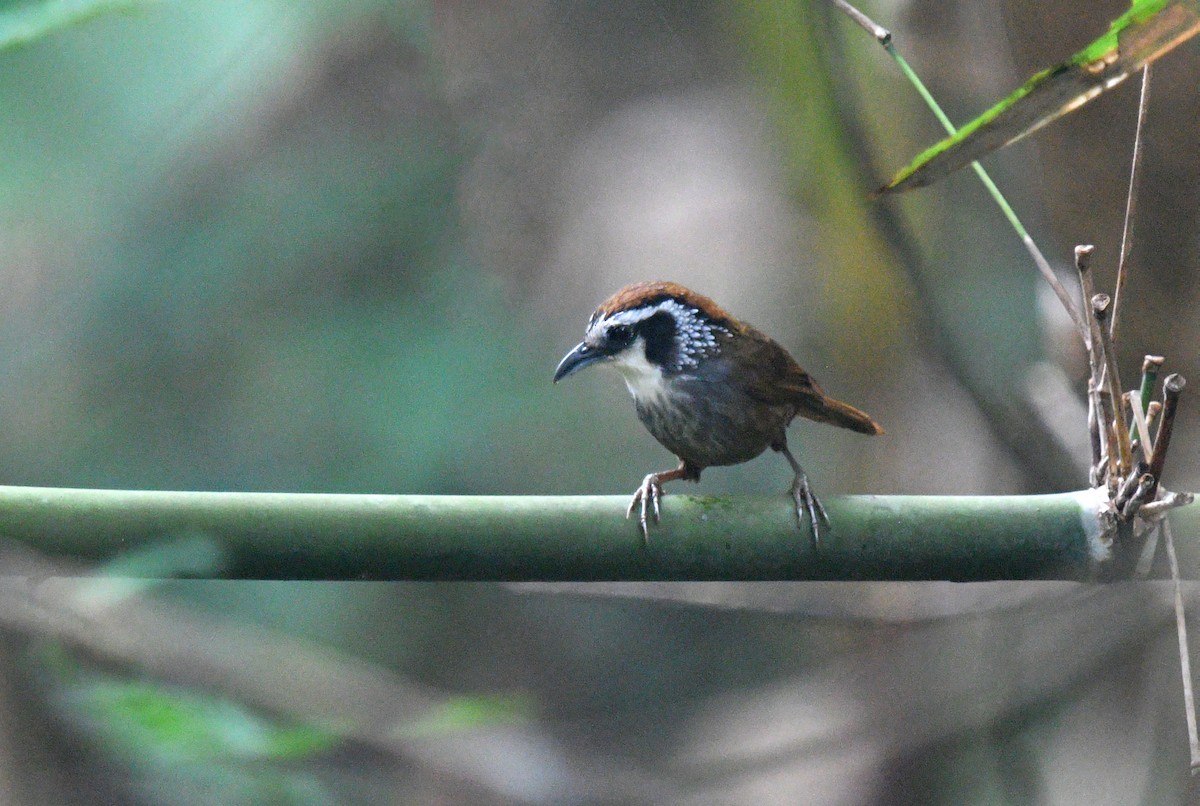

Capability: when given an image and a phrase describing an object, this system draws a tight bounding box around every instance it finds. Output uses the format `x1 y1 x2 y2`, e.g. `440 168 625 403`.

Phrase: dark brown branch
1149 374 1186 499
1092 294 1133 479
1076 246 1105 481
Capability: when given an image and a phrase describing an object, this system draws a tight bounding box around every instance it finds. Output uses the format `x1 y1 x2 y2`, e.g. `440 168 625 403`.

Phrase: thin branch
1140 490 1195 520
1149 374 1186 499
1148 400 1163 430
1128 390 1154 463
1164 518 1200 770
889 52 1090 344
1110 65 1153 344
823 0 888 43
1092 294 1133 477
1132 356 1165 463
1077 246 1106 481
826 0 1090 344
1140 355 1165 414
1119 471 1154 520
813 3 1086 488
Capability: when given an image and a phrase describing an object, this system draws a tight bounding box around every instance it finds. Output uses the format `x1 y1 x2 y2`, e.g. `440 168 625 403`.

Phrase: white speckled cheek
658 300 728 371
601 299 729 373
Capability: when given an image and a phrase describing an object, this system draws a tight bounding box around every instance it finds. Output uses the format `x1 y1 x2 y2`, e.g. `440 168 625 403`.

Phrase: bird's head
553 282 735 396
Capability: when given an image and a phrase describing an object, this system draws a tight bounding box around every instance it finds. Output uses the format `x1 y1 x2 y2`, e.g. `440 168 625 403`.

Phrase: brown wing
733 326 883 435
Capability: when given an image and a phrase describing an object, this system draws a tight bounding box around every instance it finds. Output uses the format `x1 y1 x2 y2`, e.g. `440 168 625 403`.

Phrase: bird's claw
627 473 664 545
791 473 830 548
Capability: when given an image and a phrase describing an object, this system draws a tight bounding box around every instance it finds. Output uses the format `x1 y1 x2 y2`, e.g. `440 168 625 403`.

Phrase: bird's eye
607 324 634 345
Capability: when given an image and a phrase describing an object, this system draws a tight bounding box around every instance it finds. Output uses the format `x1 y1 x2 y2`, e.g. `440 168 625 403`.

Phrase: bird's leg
779 444 830 547
627 460 699 545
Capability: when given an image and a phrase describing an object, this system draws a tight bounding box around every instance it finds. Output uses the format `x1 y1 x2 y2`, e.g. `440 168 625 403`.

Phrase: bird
553 281 883 545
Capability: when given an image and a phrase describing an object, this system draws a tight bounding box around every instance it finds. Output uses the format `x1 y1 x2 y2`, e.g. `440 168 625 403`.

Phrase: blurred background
0 0 1197 802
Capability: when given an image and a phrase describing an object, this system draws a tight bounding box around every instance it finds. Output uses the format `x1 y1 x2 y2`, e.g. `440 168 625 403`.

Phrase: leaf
66 678 341 762
392 694 534 739
876 0 1200 195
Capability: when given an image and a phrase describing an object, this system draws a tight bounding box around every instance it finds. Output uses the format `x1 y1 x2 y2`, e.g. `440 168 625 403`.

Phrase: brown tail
804 395 884 435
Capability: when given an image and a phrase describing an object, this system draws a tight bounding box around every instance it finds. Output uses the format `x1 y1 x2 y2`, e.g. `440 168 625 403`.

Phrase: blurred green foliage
37 642 341 804
0 0 556 495
0 2 558 797
66 679 338 762
1 0 1187 802
0 0 147 52
393 693 533 739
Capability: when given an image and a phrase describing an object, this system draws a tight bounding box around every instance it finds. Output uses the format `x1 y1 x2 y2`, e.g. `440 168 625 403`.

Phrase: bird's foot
627 473 665 545
791 472 830 547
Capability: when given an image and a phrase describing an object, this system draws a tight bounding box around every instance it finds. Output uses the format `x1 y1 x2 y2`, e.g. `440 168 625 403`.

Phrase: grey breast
634 376 791 467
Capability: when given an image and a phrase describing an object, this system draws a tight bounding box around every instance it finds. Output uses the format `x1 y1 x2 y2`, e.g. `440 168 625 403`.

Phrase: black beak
553 341 606 383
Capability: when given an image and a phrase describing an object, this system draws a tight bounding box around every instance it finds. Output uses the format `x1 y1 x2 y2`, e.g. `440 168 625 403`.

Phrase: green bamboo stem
0 485 1160 581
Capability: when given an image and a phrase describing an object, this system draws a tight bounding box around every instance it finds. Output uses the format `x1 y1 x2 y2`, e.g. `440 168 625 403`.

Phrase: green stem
1141 355 1164 414
0 485 1149 581
883 43 1090 344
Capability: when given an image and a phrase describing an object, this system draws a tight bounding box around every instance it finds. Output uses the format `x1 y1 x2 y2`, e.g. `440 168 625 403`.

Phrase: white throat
608 337 669 404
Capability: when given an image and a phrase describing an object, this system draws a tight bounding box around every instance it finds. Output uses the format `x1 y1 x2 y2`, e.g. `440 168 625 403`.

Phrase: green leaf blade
877 0 1200 195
